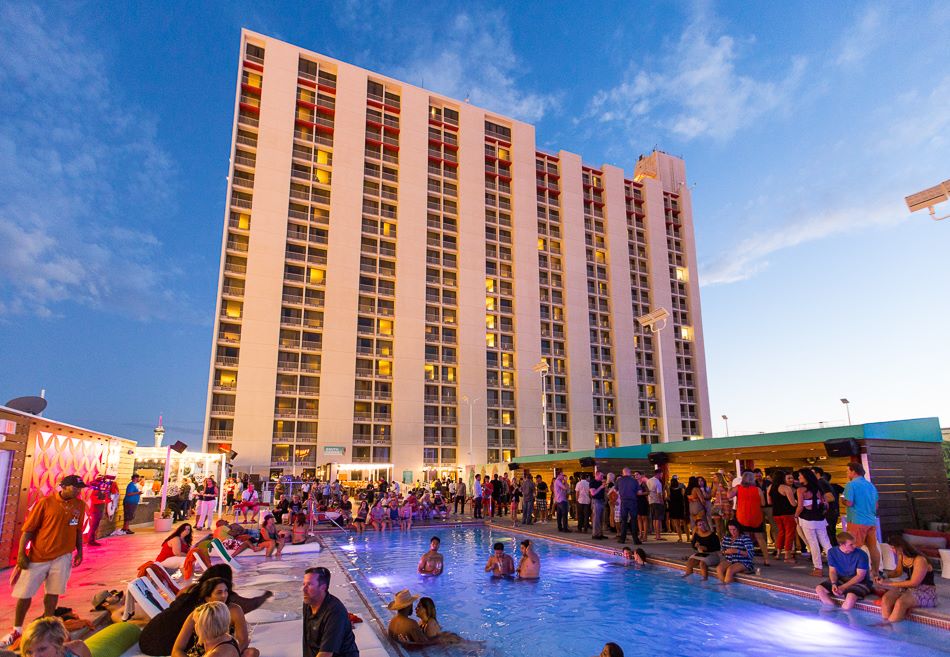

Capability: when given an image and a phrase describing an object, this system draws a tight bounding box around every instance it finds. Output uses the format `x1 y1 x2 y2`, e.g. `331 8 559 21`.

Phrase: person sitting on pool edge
484 542 515 577
716 520 755 584
387 589 429 647
418 536 444 576
517 539 540 579
815 531 872 610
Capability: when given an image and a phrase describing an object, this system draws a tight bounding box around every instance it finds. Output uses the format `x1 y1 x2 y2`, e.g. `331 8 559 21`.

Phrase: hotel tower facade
203 30 712 481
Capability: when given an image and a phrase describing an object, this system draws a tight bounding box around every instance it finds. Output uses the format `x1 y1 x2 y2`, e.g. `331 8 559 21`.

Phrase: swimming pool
326 527 950 657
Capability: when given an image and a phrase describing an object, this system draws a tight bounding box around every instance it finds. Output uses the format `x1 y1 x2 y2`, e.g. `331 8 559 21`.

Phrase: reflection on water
324 527 950 657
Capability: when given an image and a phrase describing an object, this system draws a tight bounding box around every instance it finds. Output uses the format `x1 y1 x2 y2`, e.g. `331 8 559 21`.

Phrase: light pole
721 414 729 437
840 398 851 425
533 359 550 454
462 396 479 462
637 308 670 441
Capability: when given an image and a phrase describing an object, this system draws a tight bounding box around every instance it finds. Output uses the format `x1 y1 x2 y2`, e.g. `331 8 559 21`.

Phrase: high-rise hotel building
203 30 711 480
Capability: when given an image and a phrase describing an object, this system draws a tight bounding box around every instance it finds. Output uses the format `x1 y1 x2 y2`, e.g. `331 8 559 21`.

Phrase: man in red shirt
1 475 86 648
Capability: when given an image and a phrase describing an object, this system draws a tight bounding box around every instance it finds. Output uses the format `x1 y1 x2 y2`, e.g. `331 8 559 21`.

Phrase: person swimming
516 539 540 579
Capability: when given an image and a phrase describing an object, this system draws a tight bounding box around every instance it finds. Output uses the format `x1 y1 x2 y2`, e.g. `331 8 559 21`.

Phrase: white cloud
583 18 806 142
835 7 885 67
395 11 559 123
0 3 187 321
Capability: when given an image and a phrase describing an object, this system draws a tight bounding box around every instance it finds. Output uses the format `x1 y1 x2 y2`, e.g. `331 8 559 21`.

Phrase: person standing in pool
417 537 444 576
484 542 515 577
516 540 540 579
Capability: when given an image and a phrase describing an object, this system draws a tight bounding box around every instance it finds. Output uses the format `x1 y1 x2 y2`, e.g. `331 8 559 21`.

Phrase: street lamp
637 308 670 441
840 398 851 425
461 396 480 461
721 414 730 437
533 359 550 454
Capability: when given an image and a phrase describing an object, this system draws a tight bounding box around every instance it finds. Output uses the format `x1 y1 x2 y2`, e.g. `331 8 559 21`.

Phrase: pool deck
483 515 950 631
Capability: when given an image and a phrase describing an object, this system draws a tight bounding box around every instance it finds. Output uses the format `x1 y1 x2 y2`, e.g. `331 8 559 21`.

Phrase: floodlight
637 308 670 328
905 179 950 220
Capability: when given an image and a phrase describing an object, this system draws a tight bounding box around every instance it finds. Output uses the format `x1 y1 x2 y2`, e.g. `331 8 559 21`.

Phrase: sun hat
386 589 419 611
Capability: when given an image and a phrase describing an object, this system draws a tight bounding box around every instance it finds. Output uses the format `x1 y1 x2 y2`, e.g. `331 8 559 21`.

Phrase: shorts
649 503 665 522
848 523 876 546
910 585 939 608
13 552 73 598
737 522 765 534
818 580 870 599
689 552 720 566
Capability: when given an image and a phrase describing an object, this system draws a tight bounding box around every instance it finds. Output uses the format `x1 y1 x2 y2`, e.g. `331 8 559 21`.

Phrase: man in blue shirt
842 462 880 575
121 473 142 534
615 468 642 545
815 531 872 610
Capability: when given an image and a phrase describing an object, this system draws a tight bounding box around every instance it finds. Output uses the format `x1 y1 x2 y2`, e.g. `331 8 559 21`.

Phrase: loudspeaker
170 440 188 454
648 452 669 465
508 462 520 471
824 438 860 458
579 457 596 468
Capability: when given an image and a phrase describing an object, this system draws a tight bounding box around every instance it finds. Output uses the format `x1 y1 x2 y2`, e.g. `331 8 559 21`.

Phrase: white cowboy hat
386 589 420 611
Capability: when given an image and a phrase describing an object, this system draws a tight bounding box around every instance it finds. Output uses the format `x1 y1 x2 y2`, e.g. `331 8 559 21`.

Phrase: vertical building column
558 152 595 450
601 165 640 446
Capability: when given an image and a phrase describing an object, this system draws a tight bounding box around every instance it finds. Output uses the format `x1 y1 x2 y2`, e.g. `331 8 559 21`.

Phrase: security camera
905 179 950 220
637 308 670 327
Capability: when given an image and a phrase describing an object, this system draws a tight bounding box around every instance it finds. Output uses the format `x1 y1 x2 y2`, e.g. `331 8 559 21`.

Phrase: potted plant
153 507 173 532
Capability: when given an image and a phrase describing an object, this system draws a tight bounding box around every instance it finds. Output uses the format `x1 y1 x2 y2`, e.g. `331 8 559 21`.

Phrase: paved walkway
485 514 950 630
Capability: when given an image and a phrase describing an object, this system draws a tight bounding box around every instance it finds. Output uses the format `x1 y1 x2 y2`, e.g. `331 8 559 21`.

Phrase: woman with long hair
353 499 369 534
794 468 833 576
877 535 938 622
171 578 258 657
156 523 193 573
769 470 798 563
414 597 462 644
685 476 707 532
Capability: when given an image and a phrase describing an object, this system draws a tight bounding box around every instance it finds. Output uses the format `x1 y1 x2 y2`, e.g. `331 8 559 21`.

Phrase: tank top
735 485 763 527
157 538 183 562
771 486 795 516
799 488 826 521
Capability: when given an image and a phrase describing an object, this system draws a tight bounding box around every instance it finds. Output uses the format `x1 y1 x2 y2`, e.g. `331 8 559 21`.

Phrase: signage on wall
323 446 346 455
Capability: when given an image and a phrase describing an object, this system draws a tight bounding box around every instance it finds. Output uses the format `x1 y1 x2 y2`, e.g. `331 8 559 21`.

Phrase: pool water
326 527 950 657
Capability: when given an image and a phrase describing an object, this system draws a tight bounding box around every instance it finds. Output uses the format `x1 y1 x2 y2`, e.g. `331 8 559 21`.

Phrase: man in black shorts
302 566 359 657
815 532 872 610
535 475 548 522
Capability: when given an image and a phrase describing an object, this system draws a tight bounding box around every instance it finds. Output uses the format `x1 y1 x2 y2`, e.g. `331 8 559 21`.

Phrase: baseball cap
61 475 87 488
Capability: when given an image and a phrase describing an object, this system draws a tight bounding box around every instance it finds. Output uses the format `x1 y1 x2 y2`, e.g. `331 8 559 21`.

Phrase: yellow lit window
680 326 693 340
538 238 546 251
315 169 330 184
220 372 236 386
298 88 314 103
486 315 495 329
645 385 655 398
552 307 563 321
501 353 512 368
316 149 330 165
275 419 284 430
604 381 613 394
247 72 262 88
378 319 393 335
595 250 606 264
445 367 456 382
424 364 435 380
378 344 391 356
498 148 510 161
485 278 495 292
297 107 310 120
237 213 251 230
309 268 325 284
444 310 456 324
501 372 512 386
486 297 495 311
382 222 394 236
486 333 496 347
502 411 512 425
675 267 689 282
377 360 392 376
297 126 313 140
225 301 242 318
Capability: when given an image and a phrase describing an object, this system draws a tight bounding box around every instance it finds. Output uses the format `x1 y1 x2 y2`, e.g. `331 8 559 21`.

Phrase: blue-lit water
326 527 950 657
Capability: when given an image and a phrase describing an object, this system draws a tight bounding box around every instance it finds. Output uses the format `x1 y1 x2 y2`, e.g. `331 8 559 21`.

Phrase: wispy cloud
0 3 189 320
395 11 560 123
835 6 885 67
582 17 806 142
700 73 950 287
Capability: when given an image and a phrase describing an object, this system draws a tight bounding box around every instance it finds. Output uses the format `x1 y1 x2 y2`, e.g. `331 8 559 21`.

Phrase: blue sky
1 1 947 447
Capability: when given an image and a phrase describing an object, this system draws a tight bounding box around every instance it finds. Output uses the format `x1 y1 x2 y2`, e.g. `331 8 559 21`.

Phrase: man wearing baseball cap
1 475 86 648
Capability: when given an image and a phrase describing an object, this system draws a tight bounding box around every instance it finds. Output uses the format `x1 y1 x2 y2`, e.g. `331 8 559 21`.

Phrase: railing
210 405 235 415
216 356 239 367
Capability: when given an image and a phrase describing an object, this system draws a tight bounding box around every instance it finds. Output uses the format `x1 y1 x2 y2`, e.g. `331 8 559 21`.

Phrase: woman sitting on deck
682 519 721 581
876 535 939 623
716 520 755 583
